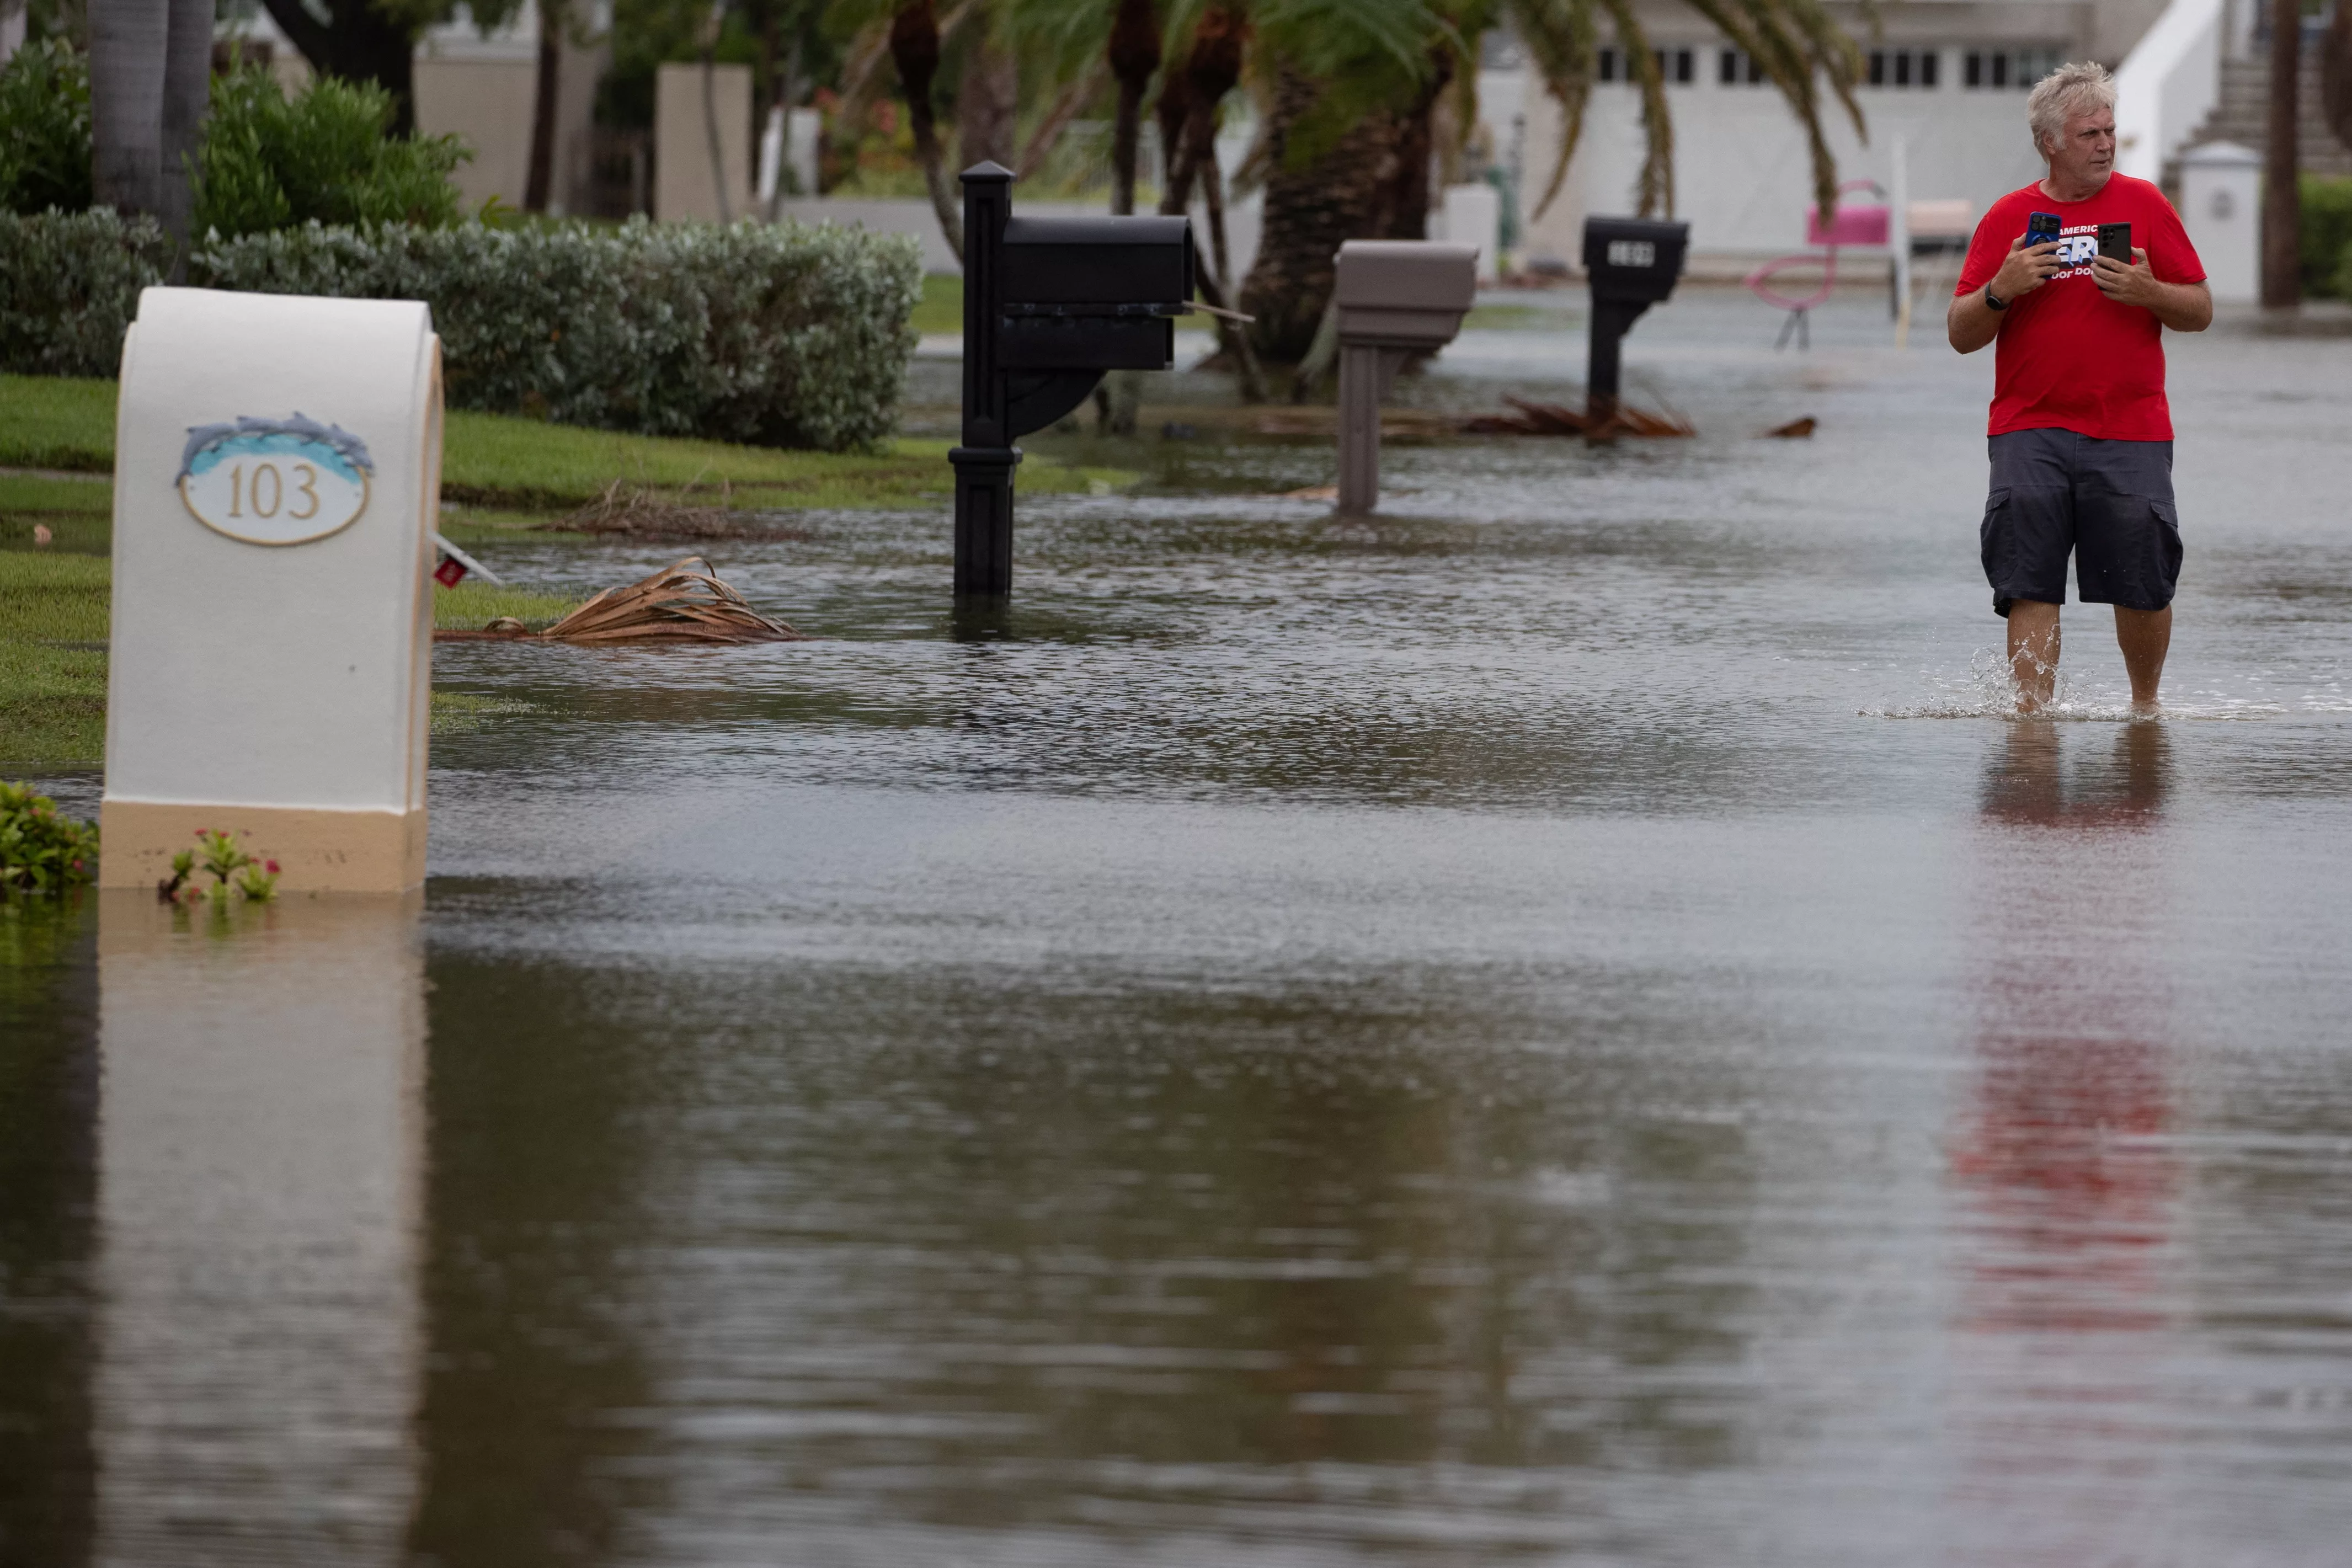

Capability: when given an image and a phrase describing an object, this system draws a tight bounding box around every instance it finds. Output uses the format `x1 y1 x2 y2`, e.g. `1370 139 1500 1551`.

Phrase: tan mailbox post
1333 240 1478 514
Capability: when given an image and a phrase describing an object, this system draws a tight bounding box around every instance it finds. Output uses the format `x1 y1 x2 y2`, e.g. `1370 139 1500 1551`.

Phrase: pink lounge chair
1744 180 1889 349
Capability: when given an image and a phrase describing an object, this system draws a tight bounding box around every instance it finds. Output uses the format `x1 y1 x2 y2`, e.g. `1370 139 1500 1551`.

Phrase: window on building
1597 46 1694 84
1965 47 2063 89
1718 47 1768 84
1867 49 1941 88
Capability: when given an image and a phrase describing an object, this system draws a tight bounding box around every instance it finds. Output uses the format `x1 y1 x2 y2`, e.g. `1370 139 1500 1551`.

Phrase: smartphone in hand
2025 211 2063 248
2097 222 2132 262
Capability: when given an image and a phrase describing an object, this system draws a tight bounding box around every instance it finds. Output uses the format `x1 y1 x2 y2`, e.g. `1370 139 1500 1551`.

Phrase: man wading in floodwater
1949 61 2211 713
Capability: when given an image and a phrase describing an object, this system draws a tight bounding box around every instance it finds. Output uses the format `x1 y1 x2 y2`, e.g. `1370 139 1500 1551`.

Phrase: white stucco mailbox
102 287 442 892
1332 240 1478 515
2178 140 2260 306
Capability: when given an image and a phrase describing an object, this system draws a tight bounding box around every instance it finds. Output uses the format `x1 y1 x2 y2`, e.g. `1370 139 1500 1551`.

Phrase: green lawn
0 553 582 767
911 273 963 337
0 553 109 767
0 375 1133 519
0 367 1137 766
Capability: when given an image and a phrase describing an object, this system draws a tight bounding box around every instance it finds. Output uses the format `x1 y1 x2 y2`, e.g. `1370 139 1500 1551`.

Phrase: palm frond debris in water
436 557 806 644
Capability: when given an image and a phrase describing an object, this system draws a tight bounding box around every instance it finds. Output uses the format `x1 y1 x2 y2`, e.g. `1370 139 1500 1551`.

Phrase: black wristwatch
1985 284 2009 311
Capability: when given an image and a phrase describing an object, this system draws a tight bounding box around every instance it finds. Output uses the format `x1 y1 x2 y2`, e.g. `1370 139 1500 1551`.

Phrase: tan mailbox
1332 240 1478 513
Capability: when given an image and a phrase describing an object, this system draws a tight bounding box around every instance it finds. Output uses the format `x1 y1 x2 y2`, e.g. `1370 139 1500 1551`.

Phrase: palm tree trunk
1106 0 1159 215
1238 69 1398 365
525 3 563 213
2262 0 2301 307
90 0 169 217
890 0 962 260
956 24 1017 172
157 0 211 243
1375 49 1453 240
2324 2 2352 153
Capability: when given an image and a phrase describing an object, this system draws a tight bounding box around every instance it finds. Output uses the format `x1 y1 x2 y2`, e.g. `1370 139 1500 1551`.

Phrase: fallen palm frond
547 478 811 543
1460 394 1695 439
434 558 805 644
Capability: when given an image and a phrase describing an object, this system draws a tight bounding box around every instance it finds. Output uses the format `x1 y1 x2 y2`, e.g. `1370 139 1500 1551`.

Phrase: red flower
265 860 280 874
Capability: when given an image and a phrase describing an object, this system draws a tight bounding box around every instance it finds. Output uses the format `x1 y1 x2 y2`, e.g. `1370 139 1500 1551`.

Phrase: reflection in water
405 956 668 1568
9 300 2352 1564
92 893 424 1567
0 899 99 1568
1953 723 2181 1556
406 967 1762 1562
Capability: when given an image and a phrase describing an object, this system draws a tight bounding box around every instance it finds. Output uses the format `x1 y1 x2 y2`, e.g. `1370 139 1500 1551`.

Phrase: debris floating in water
436 557 806 645
1764 417 1818 438
1460 394 1695 440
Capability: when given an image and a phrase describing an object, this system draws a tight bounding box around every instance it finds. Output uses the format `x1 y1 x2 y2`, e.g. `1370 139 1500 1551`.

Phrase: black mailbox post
953 162 1192 599
1581 216 1689 426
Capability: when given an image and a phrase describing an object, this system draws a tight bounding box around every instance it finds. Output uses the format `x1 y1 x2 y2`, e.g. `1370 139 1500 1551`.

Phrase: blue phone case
2024 211 2062 247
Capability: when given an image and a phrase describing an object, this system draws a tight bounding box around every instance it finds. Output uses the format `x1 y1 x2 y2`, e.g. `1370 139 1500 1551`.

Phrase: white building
1490 0 2265 276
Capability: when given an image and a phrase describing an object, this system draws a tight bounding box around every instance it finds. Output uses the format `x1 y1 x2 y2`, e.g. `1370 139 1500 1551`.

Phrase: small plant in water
158 829 279 904
0 781 98 894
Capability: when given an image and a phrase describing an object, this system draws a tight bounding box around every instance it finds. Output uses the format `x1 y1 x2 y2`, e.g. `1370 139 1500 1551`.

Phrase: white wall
1520 64 2052 270
657 61 755 221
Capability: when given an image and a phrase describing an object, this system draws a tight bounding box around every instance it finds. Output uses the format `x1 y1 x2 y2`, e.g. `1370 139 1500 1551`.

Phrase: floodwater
8 291 2352 1567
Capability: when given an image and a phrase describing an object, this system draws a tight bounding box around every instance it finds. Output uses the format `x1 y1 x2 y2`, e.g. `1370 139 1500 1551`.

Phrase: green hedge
0 209 922 451
2303 175 2352 300
0 208 175 377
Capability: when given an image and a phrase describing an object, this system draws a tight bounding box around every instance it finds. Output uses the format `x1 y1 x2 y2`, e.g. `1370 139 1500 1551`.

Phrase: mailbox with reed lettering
1332 239 1478 513
1581 216 1689 428
954 164 1192 599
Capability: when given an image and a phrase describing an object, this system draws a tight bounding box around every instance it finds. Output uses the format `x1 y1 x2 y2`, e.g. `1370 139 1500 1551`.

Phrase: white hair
2028 61 2117 159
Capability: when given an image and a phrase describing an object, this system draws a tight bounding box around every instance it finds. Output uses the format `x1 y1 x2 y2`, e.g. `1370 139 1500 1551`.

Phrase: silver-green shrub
196 217 922 450
0 207 173 376
0 210 922 451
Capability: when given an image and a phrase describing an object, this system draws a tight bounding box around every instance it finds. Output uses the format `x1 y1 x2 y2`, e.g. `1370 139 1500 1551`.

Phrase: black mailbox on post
954 164 1193 600
1580 216 1689 428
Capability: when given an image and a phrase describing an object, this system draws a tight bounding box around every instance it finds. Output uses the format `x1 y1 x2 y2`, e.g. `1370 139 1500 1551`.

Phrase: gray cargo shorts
1981 428 2182 617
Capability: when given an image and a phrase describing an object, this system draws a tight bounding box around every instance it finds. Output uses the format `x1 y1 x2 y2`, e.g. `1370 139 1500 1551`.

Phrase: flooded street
9 292 2352 1565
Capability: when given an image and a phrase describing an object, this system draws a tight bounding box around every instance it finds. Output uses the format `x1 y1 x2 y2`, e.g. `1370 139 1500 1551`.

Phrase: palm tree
888 0 964 258
89 0 211 239
526 0 569 212
1235 0 1868 364
2328 2 2352 153
2261 0 2300 306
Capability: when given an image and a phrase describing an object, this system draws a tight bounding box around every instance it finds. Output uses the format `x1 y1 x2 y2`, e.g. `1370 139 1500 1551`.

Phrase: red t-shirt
1954 175 2205 441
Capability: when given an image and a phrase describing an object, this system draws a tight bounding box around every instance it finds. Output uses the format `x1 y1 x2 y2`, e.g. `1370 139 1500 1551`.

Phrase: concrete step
2169 56 2352 181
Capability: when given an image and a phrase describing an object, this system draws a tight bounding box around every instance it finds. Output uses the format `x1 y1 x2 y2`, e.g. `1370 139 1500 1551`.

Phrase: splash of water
1866 648 2287 721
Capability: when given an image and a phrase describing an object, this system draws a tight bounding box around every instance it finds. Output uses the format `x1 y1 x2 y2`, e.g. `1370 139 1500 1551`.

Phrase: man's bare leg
2114 604 2171 712
2008 599 2062 712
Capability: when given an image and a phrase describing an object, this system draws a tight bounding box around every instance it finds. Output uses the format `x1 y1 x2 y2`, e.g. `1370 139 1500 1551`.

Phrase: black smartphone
2025 211 2063 247
2098 221 2132 261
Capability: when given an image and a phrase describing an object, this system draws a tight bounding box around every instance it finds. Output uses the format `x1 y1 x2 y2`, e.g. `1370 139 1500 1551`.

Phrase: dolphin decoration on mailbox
951 161 1193 600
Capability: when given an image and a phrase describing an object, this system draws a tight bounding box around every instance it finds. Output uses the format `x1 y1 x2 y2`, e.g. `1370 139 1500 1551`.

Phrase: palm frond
1503 0 1596 221
1678 0 1866 216
1591 0 1673 216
